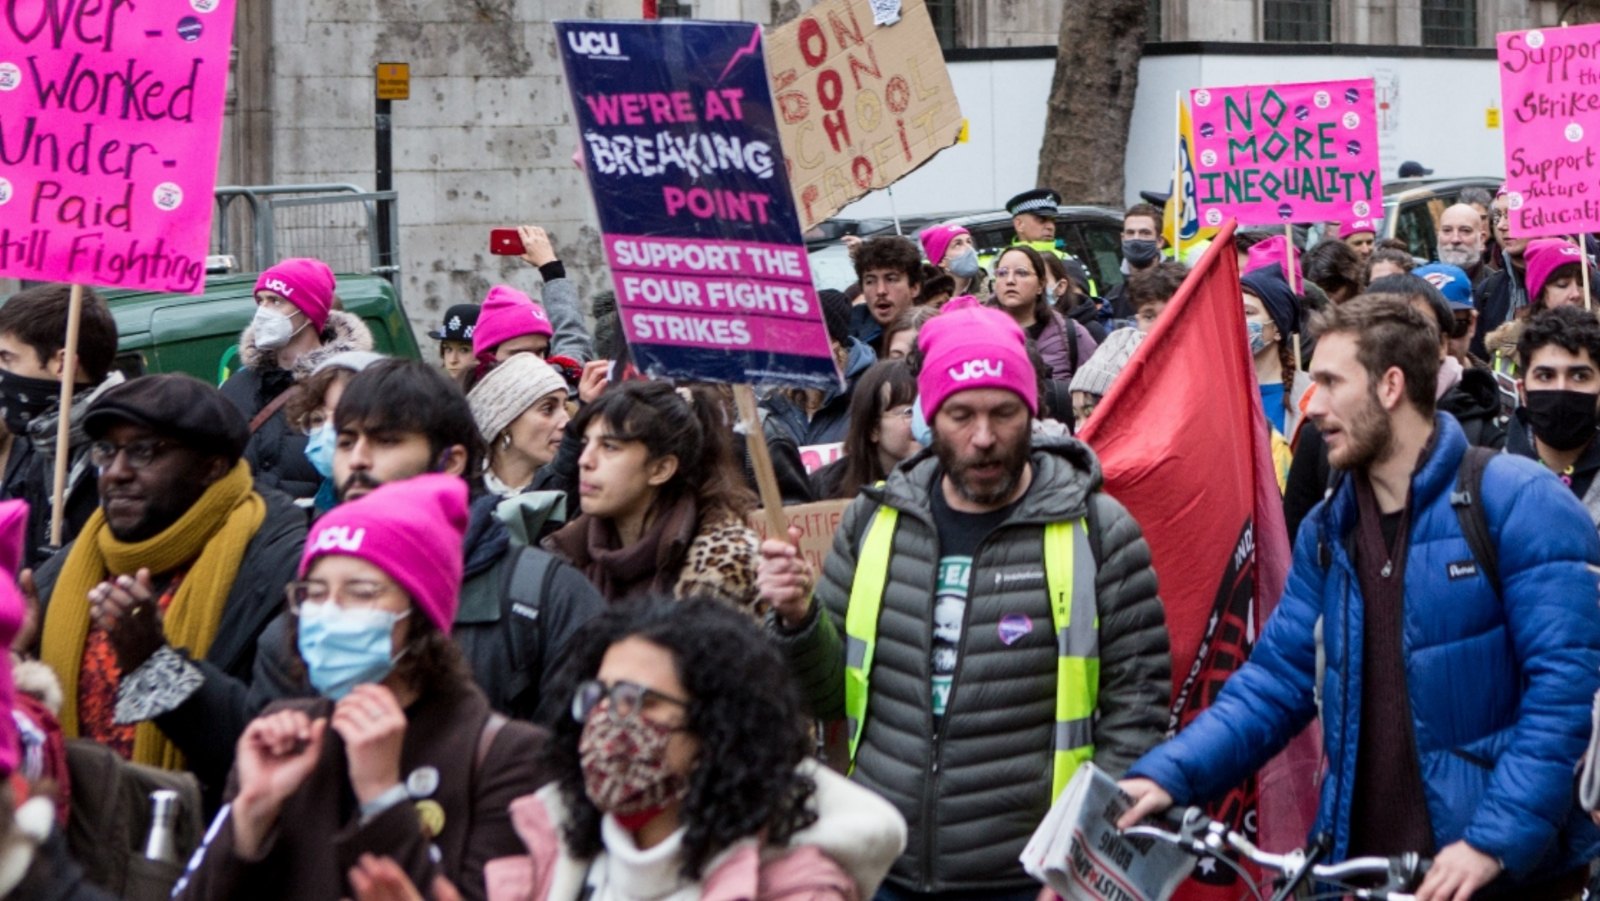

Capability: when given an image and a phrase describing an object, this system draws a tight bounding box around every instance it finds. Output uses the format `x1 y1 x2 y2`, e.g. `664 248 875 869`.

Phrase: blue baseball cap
1414 263 1474 310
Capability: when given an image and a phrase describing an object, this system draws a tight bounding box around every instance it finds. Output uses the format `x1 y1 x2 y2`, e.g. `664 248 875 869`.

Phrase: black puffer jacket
770 436 1170 894
219 310 374 500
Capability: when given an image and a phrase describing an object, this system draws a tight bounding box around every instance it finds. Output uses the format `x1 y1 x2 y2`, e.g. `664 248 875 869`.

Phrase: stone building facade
219 0 1580 340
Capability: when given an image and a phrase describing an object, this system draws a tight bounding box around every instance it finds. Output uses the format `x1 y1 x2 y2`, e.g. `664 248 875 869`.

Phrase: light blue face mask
910 395 933 447
1246 320 1270 356
296 601 409 700
304 421 336 479
947 246 981 279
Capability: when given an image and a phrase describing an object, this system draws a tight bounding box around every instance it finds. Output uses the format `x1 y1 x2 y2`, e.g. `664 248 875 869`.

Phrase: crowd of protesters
0 169 1598 901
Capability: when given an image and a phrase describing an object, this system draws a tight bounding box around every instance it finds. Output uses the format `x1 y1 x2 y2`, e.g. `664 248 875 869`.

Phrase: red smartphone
489 228 525 256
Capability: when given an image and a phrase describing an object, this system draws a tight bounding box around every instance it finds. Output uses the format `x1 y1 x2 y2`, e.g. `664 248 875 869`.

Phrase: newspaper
1021 764 1194 901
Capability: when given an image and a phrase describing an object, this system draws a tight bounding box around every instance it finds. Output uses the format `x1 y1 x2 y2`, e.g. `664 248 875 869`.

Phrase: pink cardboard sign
0 0 238 294
1189 79 1381 227
1497 24 1600 238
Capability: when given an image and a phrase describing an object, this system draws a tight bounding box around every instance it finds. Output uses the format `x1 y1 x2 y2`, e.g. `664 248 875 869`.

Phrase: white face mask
252 306 304 351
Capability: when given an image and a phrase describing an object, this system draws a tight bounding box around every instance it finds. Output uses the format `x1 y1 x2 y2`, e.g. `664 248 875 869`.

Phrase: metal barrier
211 184 401 302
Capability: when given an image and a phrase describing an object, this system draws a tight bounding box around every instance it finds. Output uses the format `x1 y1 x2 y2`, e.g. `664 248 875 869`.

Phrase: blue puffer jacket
1128 414 1600 878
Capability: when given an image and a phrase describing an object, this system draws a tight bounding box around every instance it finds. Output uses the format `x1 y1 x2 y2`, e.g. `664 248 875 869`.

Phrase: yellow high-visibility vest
842 507 1099 800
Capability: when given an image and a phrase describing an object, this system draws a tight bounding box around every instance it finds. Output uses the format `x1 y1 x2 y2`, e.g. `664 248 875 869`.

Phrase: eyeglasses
993 267 1036 281
285 579 397 613
89 439 175 472
571 678 689 724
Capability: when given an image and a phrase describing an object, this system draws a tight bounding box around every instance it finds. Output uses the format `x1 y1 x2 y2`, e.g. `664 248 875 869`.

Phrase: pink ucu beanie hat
254 258 336 332
919 223 969 266
917 306 1038 418
1525 238 1586 301
472 285 554 359
0 501 27 777
299 474 468 634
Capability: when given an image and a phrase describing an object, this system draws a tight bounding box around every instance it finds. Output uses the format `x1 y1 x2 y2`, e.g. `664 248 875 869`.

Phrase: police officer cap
83 374 250 463
1006 188 1061 217
428 303 480 343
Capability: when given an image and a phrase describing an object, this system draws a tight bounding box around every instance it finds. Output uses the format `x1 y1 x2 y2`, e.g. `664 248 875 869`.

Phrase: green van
101 272 421 385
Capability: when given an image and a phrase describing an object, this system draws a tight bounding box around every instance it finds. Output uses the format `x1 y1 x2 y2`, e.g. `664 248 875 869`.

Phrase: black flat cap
84 374 250 462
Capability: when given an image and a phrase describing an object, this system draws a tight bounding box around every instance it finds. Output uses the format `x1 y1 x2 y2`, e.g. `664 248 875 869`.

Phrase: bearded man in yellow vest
30 374 305 779
757 305 1170 900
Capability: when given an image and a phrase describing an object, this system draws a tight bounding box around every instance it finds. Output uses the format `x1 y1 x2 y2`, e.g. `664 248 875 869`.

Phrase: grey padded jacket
771 436 1171 894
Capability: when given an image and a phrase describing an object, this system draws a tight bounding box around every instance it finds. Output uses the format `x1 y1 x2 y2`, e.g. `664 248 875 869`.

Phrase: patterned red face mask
579 711 688 819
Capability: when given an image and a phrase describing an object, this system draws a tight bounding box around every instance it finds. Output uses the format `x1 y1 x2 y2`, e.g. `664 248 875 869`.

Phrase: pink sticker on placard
1189 78 1381 227
0 0 239 293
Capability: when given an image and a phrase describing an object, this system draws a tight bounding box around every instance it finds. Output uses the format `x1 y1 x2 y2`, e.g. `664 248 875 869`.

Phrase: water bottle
143 790 179 865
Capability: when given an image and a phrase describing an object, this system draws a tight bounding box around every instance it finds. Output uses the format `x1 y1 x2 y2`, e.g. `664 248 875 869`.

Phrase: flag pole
50 283 84 547
1173 92 1184 261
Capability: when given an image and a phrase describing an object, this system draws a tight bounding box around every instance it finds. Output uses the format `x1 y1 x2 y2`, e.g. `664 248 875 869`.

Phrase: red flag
1078 222 1318 896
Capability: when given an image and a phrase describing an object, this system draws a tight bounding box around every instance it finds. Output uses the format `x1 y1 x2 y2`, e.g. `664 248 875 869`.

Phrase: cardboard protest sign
798 441 844 473
1497 24 1600 237
1189 79 1381 227
767 0 963 229
748 499 849 575
0 0 237 293
559 21 838 390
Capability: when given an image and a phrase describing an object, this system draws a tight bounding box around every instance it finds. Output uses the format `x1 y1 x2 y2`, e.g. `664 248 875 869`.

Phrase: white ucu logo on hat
262 279 294 296
311 526 365 553
949 359 1003 381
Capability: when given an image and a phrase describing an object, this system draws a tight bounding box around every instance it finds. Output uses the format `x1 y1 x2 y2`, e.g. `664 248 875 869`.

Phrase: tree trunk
1036 0 1149 206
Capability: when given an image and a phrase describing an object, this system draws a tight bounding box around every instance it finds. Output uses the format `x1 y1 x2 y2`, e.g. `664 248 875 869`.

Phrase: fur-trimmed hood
1486 318 1524 366
237 309 374 380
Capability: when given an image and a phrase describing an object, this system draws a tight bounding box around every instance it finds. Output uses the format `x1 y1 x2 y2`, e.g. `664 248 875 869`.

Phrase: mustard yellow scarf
40 460 265 769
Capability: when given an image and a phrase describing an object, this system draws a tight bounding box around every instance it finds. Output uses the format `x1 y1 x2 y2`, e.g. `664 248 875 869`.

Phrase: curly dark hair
853 235 923 285
1518 305 1600 371
540 599 818 880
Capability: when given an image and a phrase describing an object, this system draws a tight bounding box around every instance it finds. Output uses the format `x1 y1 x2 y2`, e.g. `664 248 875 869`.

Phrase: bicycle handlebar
1124 806 1430 898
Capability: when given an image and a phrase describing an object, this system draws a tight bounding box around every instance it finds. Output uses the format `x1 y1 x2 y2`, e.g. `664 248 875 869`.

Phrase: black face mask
1122 239 1161 268
0 369 59 437
1524 389 1600 451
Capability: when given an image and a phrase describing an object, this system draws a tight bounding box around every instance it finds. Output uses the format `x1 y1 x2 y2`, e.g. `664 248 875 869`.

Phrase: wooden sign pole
1284 223 1303 371
50 283 85 547
1579 235 1592 313
733 384 787 538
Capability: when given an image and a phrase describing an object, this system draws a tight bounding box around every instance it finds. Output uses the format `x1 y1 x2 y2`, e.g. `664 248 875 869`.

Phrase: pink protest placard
1189 79 1381 227
0 0 238 294
1498 24 1600 238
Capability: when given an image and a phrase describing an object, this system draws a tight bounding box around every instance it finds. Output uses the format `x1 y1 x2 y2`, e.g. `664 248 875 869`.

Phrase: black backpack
498 546 557 719
1449 445 1501 596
